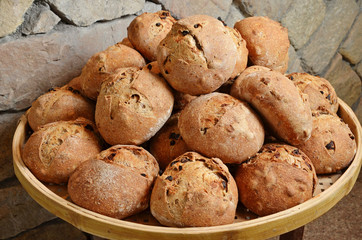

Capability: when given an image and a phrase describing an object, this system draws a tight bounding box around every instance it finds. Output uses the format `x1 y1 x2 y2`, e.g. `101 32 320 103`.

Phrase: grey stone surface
286 45 304 74
0 111 24 182
281 0 325 50
0 183 57 239
155 0 232 20
21 2 60 35
339 13 362 65
0 15 135 111
136 1 162 15
324 53 361 107
46 0 144 26
355 61 362 78
299 0 358 75
224 2 246 27
234 0 293 21
0 0 34 37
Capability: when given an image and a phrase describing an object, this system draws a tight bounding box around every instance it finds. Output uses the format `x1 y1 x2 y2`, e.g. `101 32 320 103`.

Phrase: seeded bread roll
157 15 240 95
150 152 238 227
22 118 101 184
178 92 265 164
150 113 191 169
27 87 95 131
95 67 174 145
231 70 312 145
79 43 146 100
68 145 159 219
234 16 289 73
235 143 317 216
296 112 356 174
128 11 176 61
287 72 339 114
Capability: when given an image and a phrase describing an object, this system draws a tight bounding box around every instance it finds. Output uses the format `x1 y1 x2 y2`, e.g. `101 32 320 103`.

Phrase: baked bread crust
128 11 176 61
178 92 264 164
234 16 289 73
150 152 238 227
22 118 101 184
157 15 239 95
235 143 317 216
95 67 174 145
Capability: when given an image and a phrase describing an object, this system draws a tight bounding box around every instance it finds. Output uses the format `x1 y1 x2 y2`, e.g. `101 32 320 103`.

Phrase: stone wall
0 0 361 239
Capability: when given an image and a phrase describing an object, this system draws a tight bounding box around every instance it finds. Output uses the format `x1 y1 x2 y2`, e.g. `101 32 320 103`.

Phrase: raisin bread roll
178 92 265 164
157 15 240 95
95 67 174 145
78 43 146 100
27 87 95 131
287 72 339 114
296 112 356 174
22 118 101 184
234 16 289 73
226 26 248 79
68 145 159 219
128 11 176 61
231 70 312 145
173 91 197 112
235 143 317 216
150 152 238 227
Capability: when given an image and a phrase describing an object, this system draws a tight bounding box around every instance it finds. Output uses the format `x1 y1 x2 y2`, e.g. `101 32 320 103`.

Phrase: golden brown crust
178 93 265 164
79 43 146 100
95 67 174 145
128 11 176 61
296 113 356 174
150 152 238 227
120 37 134 49
235 143 317 216
157 15 239 95
287 72 339 114
231 70 312 145
226 26 248 79
27 87 95 131
22 118 102 184
172 91 197 112
234 16 289 73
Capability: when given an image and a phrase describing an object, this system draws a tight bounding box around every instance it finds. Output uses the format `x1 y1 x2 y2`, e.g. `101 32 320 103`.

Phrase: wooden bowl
12 99 362 240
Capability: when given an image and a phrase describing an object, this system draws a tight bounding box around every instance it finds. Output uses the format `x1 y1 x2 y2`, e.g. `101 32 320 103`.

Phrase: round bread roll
231 70 312 145
22 118 101 184
27 87 95 131
144 61 161 75
178 92 265 164
287 72 339 114
234 16 289 73
95 67 174 145
79 43 146 100
150 152 238 227
157 15 240 95
173 91 196 112
226 26 248 79
150 113 191 169
128 11 176 61
68 145 159 219
120 37 134 49
296 112 356 174
235 143 317 216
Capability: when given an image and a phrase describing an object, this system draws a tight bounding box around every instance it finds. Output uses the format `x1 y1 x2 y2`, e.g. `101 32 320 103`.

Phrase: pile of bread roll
22 11 357 227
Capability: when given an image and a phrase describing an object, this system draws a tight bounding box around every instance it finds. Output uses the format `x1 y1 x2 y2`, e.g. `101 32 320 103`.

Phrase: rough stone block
299 0 358 75
355 61 362 78
225 2 246 27
136 1 162 15
339 13 362 64
354 98 362 124
0 15 135 111
281 0 325 50
286 45 304 74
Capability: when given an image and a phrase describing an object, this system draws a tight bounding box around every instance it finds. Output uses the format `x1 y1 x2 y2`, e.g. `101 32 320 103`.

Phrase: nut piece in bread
95 67 174 145
287 72 339 114
150 152 238 227
235 143 317 216
231 69 312 145
178 92 265 164
27 87 95 131
234 16 289 73
128 11 176 61
78 43 146 100
296 112 356 174
157 15 240 95
22 118 101 184
68 145 159 220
